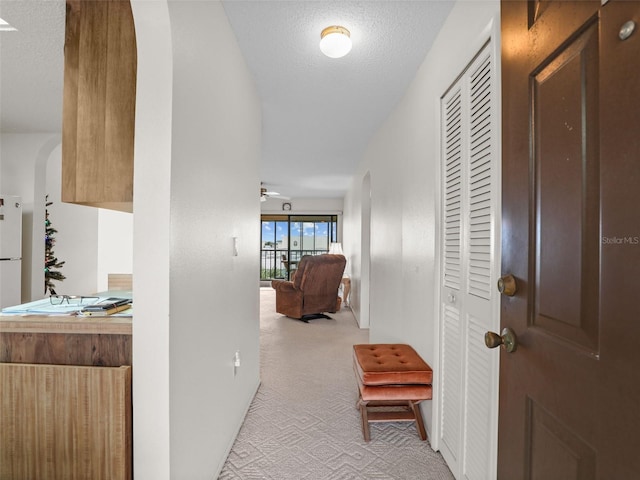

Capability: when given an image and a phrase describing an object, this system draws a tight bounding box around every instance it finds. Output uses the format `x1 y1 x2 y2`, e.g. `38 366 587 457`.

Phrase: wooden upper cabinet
62 0 136 213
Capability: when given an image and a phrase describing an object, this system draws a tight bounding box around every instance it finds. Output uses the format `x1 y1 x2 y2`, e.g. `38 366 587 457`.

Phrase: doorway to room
260 215 338 280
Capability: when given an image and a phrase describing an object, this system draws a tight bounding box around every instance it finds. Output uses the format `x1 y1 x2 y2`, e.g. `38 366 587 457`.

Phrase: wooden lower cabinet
0 364 132 480
0 316 133 480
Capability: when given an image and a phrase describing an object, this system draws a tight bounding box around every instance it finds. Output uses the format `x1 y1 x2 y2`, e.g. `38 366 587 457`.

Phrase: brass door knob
497 274 517 296
485 327 518 353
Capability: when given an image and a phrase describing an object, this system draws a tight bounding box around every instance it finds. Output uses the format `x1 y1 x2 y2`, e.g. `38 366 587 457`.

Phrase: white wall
129 1 172 476
342 0 500 439
45 144 99 296
1 134 132 300
260 196 343 214
132 1 261 478
96 209 133 292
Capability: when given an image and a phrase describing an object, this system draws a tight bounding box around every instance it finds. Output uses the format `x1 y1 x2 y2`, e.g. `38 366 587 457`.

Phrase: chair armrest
271 280 297 293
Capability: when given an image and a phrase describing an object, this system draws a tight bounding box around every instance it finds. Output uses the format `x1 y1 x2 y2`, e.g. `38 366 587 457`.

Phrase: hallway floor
219 288 453 479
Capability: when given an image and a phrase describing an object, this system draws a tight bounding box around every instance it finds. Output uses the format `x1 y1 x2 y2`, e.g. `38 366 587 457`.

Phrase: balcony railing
260 249 328 281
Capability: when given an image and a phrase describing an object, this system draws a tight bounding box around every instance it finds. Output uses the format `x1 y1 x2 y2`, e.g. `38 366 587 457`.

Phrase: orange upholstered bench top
353 344 433 386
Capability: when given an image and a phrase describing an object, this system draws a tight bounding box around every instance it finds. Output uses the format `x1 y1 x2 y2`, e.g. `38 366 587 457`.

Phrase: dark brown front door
500 1 640 478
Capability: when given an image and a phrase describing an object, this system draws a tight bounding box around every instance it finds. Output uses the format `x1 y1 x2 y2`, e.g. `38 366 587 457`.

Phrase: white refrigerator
0 195 22 308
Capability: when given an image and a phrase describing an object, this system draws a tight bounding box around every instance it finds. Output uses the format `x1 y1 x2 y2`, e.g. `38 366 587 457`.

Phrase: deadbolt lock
497 274 517 296
619 20 636 41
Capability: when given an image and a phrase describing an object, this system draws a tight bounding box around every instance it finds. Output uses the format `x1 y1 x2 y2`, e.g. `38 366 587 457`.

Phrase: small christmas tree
45 196 66 295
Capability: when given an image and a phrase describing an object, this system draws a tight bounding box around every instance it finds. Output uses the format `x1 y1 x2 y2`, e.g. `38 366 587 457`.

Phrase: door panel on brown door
500 0 640 478
526 398 596 480
531 18 600 352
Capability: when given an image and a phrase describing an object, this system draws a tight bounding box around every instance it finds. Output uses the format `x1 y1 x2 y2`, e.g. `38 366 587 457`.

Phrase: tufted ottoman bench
353 344 433 442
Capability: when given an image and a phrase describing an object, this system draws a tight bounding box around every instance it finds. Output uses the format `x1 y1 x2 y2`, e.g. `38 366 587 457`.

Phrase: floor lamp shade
329 242 344 255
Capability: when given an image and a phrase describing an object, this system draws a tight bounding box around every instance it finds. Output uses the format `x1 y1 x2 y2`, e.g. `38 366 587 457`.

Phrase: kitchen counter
0 312 132 367
0 313 131 335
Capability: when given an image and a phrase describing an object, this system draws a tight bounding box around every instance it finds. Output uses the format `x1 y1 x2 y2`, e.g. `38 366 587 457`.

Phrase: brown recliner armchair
271 254 346 322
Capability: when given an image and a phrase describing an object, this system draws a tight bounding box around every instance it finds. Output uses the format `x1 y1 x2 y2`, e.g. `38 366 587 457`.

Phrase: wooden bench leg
409 400 427 441
357 397 371 442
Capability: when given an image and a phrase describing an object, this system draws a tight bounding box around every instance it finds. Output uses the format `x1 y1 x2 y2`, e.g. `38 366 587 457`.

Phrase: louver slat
467 54 493 300
463 318 494 478
444 89 463 290
441 305 462 457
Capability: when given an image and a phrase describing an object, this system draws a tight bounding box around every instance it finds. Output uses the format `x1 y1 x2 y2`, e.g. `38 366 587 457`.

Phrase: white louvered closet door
439 40 500 480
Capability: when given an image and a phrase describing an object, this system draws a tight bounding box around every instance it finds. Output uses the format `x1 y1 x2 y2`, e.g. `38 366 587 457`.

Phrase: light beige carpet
219 288 454 480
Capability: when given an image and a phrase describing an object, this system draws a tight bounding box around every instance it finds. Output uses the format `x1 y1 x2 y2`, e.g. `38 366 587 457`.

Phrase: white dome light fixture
319 26 352 59
0 17 17 32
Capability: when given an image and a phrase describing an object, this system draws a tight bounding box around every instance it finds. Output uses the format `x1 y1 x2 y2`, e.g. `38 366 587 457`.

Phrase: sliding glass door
260 215 337 280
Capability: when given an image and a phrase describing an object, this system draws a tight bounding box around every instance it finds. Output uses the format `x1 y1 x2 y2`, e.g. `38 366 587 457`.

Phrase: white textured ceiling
0 0 65 133
222 0 454 198
0 0 454 199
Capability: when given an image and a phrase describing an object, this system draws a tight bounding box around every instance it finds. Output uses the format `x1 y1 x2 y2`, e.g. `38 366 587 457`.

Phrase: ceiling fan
260 183 290 202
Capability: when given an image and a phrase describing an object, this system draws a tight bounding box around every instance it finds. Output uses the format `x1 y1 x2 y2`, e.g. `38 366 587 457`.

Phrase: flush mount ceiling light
0 17 17 32
319 25 352 59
